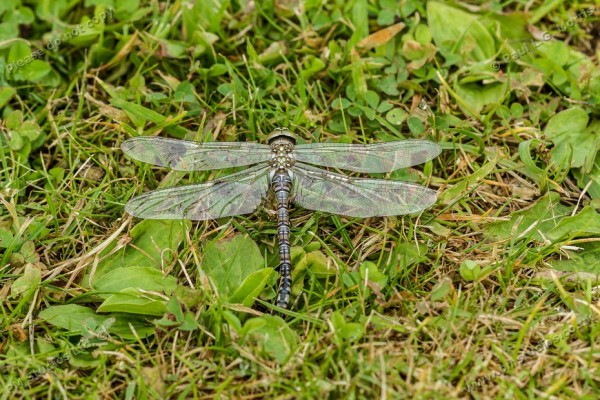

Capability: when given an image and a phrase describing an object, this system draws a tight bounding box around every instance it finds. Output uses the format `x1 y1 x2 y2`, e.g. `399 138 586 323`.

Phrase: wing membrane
124 164 271 220
121 137 272 171
293 140 441 173
292 163 437 217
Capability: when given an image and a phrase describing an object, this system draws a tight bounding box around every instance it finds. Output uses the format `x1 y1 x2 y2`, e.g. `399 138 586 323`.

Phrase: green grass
1 0 600 398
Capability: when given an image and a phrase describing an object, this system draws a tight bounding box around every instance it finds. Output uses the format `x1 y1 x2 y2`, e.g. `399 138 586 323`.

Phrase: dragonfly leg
272 172 293 309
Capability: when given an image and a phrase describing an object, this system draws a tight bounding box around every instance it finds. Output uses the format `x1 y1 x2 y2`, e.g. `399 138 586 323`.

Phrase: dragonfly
121 128 441 309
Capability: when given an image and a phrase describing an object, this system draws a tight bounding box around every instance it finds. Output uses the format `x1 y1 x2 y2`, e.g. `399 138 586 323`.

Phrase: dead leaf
11 325 27 341
356 23 405 51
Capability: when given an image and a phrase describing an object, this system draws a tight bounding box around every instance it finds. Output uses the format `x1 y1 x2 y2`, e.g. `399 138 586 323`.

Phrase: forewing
292 163 437 217
124 164 271 220
121 137 272 171
293 140 441 173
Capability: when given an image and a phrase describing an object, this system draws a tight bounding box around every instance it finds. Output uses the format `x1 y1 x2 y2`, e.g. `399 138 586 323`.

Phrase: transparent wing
293 140 441 173
292 163 437 217
124 164 271 220
121 137 272 171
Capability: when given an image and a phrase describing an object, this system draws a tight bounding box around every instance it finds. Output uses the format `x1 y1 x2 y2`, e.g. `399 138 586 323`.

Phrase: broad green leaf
546 207 600 242
485 12 530 43
207 63 228 77
239 315 299 363
0 86 16 108
8 41 30 65
548 242 600 274
97 288 167 315
290 249 336 298
19 121 41 141
386 108 407 125
305 251 334 277
291 244 330 295
359 261 387 289
190 0 228 32
92 266 178 298
460 260 480 282
172 285 204 309
534 43 596 100
223 310 242 333
561 120 600 173
415 23 432 44
21 60 52 82
158 39 188 58
402 40 436 68
186 34 215 61
455 82 508 117
155 297 198 331
364 90 379 109
330 311 364 342
332 97 351 110
407 116 425 135
0 228 13 248
246 39 258 62
543 107 596 172
0 21 18 42
18 241 39 263
376 1 397 25
430 277 453 301
537 41 570 67
390 242 429 270
518 139 547 188
485 192 571 241
0 0 19 15
510 103 524 118
174 81 198 104
39 305 100 331
427 2 495 63
6 42 52 83
576 144 600 200
8 131 23 150
378 75 401 96
155 297 183 327
202 235 264 299
110 98 189 137
90 220 189 284
217 83 232 96
459 260 494 282
38 304 155 339
347 106 363 117
369 313 409 333
10 263 41 298
229 268 276 307
300 55 325 79
33 0 68 21
178 313 197 331
377 100 393 113
5 109 23 129
68 8 114 45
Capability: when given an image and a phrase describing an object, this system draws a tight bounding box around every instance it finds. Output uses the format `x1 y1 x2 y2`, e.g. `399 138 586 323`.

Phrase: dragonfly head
267 128 297 145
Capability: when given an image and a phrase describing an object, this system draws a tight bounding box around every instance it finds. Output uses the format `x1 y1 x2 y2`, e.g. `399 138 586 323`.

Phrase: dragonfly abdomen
271 171 293 308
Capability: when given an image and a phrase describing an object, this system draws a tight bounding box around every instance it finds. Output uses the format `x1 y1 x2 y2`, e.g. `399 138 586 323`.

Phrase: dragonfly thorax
269 139 295 170
268 131 296 170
